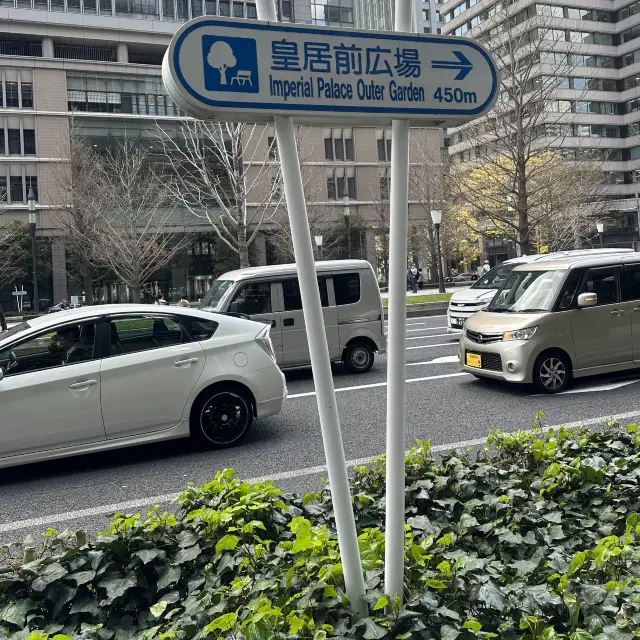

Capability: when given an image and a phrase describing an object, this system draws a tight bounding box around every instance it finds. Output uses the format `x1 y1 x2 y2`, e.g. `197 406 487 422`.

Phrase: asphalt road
3 314 640 544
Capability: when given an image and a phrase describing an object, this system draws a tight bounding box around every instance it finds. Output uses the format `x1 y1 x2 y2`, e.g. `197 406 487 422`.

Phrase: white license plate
451 317 465 327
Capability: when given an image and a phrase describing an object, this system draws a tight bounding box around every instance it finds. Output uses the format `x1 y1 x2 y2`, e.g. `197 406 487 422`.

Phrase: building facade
0 0 442 309
440 0 640 252
355 0 443 33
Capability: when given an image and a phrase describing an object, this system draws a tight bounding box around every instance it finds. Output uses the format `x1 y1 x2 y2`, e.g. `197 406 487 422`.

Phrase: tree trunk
238 228 250 267
131 287 141 303
82 259 94 305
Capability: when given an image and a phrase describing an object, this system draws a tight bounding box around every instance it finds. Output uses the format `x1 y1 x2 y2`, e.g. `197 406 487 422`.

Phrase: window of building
5 82 18 108
20 82 33 108
324 129 354 161
377 130 392 162
423 26 431 33
267 135 277 160
232 1 243 16
278 0 293 20
327 168 356 200
380 172 390 200
333 273 360 305
218 0 230 15
246 3 256 18
10 176 23 202
7 129 20 155
423 8 429 20
311 0 353 27
0 130 4 154
23 129 35 155
0 176 5 201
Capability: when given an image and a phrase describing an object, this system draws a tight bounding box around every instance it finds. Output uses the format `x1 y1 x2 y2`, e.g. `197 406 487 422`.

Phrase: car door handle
611 309 625 316
69 379 97 390
283 318 294 327
174 357 199 367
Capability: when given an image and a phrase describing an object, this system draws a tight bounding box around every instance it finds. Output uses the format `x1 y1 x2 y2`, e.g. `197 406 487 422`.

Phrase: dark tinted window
282 277 329 311
581 268 619 305
23 129 35 155
228 282 272 315
0 322 96 376
333 273 361 305
109 316 191 356
7 129 20 155
556 270 582 309
621 264 640 301
181 316 218 340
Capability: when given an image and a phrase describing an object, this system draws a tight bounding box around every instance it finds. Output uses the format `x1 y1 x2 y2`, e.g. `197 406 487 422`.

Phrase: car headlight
503 327 537 341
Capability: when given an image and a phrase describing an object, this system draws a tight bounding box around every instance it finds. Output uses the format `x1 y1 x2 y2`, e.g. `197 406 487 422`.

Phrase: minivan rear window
334 273 360 305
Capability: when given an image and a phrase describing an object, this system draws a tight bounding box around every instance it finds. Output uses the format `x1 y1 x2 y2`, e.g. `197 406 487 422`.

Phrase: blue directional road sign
163 17 499 126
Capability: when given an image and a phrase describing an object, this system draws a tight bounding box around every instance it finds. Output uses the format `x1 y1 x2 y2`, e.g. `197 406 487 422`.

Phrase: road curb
383 302 448 319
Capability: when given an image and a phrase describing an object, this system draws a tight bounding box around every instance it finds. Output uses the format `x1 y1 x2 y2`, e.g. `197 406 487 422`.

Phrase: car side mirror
0 366 3 381
577 292 598 308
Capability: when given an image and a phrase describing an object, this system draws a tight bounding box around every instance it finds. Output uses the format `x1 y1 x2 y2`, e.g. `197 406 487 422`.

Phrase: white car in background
0 305 286 469
447 249 635 333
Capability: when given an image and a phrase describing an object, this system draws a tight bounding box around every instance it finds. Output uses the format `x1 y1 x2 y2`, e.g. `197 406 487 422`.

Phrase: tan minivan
199 260 386 373
459 252 640 393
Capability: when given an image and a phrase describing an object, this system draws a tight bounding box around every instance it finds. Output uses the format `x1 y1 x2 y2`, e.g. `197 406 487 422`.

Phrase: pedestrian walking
176 298 190 308
409 263 418 293
155 294 168 306
0 303 6 332
481 260 490 275
417 268 424 290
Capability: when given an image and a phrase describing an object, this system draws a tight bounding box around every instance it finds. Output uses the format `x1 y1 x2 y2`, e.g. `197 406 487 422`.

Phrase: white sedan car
0 305 286 469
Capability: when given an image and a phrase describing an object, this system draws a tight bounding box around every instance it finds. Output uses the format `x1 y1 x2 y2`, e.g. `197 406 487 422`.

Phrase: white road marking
288 372 469 398
407 327 447 332
3 408 640 534
407 333 453 340
407 355 459 366
555 379 640 396
407 342 458 350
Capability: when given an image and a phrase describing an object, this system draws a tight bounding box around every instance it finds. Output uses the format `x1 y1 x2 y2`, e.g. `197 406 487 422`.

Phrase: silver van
459 252 640 393
447 249 634 333
199 260 386 373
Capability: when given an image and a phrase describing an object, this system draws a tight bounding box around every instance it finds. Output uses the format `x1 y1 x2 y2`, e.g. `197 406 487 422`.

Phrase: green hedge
1 421 640 639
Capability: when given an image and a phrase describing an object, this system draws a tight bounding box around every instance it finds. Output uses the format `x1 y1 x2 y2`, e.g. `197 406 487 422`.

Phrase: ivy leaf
206 612 238 633
373 596 388 611
441 625 461 640
134 549 166 565
473 582 505 611
0 600 35 628
49 582 77 618
149 600 168 618
509 559 539 575
172 544 201 565
98 572 138 604
176 530 199 548
426 579 448 590
67 570 96 586
360 618 387 640
32 563 69 592
581 584 607 605
215 535 239 555
570 631 594 640
157 566 181 590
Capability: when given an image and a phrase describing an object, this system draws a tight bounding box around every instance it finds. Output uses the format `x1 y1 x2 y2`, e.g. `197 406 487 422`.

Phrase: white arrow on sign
163 17 499 126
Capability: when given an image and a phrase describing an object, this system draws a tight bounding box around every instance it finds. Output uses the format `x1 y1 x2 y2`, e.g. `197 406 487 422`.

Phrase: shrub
1 422 640 639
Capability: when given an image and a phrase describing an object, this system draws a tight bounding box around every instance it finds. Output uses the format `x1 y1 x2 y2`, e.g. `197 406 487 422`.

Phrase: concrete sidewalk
380 286 466 298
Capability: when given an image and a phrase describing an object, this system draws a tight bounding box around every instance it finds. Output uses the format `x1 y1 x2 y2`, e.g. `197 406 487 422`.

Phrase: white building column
117 43 129 63
41 37 54 58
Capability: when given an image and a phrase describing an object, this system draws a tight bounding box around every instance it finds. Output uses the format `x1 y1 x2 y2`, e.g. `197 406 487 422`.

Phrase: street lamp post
431 209 446 294
596 221 604 249
28 187 39 314
342 187 351 259
314 235 323 261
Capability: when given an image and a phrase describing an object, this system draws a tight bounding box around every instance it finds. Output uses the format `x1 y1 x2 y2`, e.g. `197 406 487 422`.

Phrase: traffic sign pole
255 0 368 618
384 0 413 604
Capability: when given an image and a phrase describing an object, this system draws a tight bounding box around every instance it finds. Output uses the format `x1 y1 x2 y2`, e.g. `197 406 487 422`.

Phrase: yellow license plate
466 353 482 368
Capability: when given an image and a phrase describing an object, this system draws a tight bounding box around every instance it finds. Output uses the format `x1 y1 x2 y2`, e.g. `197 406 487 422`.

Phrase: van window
581 268 619 305
282 277 329 310
333 273 361 305
622 264 640 301
557 270 582 309
228 282 272 315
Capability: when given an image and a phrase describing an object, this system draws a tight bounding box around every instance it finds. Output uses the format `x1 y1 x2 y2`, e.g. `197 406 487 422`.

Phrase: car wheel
344 342 375 373
534 352 571 394
191 385 253 448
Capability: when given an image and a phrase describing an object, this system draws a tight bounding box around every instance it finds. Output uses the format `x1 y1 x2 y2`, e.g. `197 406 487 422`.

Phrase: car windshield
488 269 568 313
471 263 515 290
0 321 30 342
199 280 234 311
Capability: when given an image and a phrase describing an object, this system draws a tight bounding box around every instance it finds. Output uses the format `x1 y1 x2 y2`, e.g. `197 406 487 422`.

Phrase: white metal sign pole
255 0 367 618
384 0 414 603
